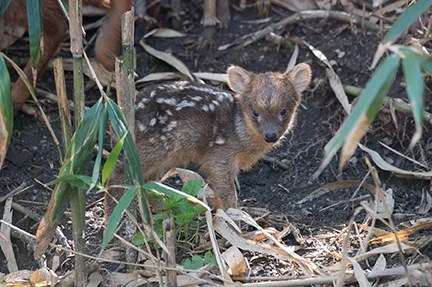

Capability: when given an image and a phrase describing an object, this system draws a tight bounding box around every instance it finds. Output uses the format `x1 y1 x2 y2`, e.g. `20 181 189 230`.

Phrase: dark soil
1 0 431 280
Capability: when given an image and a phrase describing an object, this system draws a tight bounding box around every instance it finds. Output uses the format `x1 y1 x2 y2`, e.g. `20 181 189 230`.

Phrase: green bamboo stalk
68 0 87 286
120 8 136 140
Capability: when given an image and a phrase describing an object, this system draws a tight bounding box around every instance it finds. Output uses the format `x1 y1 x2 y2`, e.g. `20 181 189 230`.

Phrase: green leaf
102 132 128 187
103 185 138 247
182 179 203 197
106 98 151 223
49 175 95 190
91 108 108 186
420 55 432 74
402 49 425 148
145 181 210 211
0 54 12 142
384 0 431 42
41 99 104 237
26 0 44 66
183 255 204 270
316 55 400 176
0 0 12 19
203 251 217 266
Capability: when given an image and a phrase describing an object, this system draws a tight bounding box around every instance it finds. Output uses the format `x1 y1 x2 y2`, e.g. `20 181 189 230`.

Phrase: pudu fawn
110 63 312 210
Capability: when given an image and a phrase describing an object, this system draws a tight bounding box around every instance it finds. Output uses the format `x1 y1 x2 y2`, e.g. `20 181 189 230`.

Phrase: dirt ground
1 0 431 281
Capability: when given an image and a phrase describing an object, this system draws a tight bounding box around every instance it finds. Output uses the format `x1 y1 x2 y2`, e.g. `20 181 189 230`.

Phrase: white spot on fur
190 95 203 102
156 98 177 106
150 90 157 98
215 136 225 145
166 109 173 116
201 105 209 112
162 121 178 133
160 135 167 141
149 118 157 127
209 103 215 112
149 137 156 143
175 100 196 111
138 122 146 131
212 100 220 106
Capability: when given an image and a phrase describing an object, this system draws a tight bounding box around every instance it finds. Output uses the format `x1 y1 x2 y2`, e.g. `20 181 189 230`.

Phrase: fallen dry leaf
140 41 194 80
0 112 8 170
359 144 432 180
221 246 249 276
144 28 186 38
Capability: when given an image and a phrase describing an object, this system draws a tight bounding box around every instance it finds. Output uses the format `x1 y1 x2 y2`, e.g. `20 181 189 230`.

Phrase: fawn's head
227 63 312 143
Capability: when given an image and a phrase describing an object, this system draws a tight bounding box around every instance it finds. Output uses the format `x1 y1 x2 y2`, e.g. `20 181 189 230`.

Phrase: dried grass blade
359 144 432 180
140 41 194 80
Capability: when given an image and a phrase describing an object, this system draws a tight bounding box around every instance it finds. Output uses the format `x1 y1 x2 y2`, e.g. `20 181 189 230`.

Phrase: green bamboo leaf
420 55 432 74
103 185 138 247
49 175 95 190
106 98 151 223
0 0 12 19
0 55 12 141
402 49 424 148
26 0 43 66
144 181 210 211
40 99 104 235
315 55 400 177
384 0 431 42
102 132 128 187
92 107 108 185
0 54 12 169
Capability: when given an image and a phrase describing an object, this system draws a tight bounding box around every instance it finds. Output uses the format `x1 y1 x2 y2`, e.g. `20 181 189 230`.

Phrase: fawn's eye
280 108 288 116
252 110 259 118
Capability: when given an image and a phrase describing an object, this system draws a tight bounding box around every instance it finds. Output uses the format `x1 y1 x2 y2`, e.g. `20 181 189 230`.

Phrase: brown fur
108 64 312 211
3 0 131 109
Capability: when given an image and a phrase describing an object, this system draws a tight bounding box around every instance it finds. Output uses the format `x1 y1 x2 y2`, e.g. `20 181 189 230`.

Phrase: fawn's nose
264 132 278 143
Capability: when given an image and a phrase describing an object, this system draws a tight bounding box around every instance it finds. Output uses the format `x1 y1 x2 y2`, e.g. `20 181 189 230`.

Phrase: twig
262 156 290 170
163 218 177 287
0 197 18 272
0 182 30 204
68 0 87 285
219 10 379 50
120 8 136 141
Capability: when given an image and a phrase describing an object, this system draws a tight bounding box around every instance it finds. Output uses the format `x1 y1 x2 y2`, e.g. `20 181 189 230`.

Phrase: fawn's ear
227 65 250 94
286 63 312 93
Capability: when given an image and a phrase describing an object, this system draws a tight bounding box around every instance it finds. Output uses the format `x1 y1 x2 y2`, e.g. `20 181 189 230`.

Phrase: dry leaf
351 259 371 287
417 189 432 214
144 28 186 38
86 271 103 287
140 41 194 80
297 180 375 204
340 114 369 170
370 254 387 275
353 242 414 262
221 246 249 276
374 188 395 219
1 270 33 286
303 40 351 114
0 198 17 273
271 0 318 12
30 268 57 287
0 112 8 170
359 144 432 180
